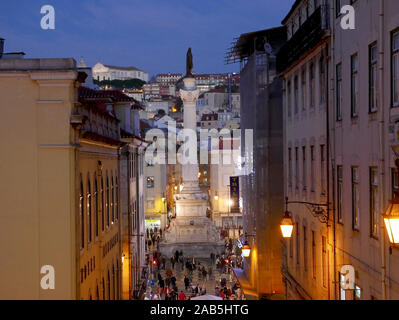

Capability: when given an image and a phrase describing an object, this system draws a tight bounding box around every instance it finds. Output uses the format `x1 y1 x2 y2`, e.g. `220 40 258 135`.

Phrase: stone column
179 77 200 193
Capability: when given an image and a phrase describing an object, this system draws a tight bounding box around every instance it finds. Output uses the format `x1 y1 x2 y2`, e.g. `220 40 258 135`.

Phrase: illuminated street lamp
241 233 255 258
214 192 219 201
280 210 294 238
383 200 399 244
161 193 165 203
384 152 399 246
280 197 328 239
241 241 251 258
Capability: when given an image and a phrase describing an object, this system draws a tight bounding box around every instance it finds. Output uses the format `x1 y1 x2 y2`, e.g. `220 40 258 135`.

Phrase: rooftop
103 63 144 72
0 58 76 71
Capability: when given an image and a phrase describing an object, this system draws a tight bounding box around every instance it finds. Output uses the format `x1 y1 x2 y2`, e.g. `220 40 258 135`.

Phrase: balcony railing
277 5 330 73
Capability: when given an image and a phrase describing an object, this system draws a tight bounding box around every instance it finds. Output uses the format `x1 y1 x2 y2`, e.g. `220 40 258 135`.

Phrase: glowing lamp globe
242 241 251 258
384 200 399 244
280 211 294 238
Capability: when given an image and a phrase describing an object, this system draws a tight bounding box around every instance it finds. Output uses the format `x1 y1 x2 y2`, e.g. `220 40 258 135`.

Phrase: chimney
0 38 4 59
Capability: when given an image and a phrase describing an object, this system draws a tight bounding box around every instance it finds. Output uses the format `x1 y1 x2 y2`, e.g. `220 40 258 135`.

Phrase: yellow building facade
0 58 123 299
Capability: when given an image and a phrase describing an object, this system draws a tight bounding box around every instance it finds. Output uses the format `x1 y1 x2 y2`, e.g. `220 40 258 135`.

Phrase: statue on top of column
185 47 193 78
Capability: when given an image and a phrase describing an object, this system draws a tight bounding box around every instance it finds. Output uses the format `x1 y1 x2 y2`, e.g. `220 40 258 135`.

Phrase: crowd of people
144 246 244 300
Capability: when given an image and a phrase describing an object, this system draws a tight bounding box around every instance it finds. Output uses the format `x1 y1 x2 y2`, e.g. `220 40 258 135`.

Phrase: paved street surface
144 241 239 300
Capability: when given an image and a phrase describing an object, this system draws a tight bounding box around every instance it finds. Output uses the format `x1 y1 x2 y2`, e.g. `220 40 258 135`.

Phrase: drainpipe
325 42 331 301
378 0 387 300
330 0 337 301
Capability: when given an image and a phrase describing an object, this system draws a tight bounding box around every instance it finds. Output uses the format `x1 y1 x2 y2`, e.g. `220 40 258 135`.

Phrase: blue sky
0 0 293 77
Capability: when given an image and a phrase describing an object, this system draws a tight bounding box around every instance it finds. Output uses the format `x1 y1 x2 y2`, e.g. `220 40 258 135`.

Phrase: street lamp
280 197 328 239
241 241 251 258
280 210 294 238
214 192 219 201
383 200 399 244
383 152 399 246
241 233 255 258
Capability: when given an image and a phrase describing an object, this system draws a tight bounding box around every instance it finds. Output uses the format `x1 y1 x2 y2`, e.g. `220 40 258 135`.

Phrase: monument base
159 241 225 259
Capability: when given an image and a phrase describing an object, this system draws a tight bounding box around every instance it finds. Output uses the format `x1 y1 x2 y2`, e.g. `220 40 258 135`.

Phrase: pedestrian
171 275 176 287
202 266 207 280
159 278 164 290
175 250 180 261
208 265 212 280
166 267 173 278
171 256 175 269
201 285 206 295
215 285 220 296
184 275 190 290
179 290 186 300
165 276 171 288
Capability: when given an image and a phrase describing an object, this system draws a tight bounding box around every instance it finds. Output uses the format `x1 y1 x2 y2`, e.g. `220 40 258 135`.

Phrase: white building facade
92 62 149 82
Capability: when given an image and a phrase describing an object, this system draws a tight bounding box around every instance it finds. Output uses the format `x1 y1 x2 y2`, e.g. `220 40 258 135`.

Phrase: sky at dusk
0 0 294 77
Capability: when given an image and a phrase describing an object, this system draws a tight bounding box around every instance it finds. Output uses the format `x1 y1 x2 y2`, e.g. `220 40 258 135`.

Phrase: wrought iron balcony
277 5 330 73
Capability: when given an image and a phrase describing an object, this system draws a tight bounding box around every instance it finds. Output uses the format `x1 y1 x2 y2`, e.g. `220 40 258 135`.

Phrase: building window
101 177 105 232
320 56 326 104
147 200 155 209
336 63 342 120
351 54 359 117
106 174 110 228
352 166 360 230
303 226 307 272
369 44 378 112
301 69 307 111
287 80 292 117
310 146 315 192
336 0 341 17
94 176 99 238
312 231 316 279
296 222 300 265
112 264 115 300
322 236 327 287
392 168 399 200
392 31 399 107
290 234 293 259
294 76 299 114
320 144 326 195
146 176 155 188
355 285 361 300
288 148 293 190
302 146 307 191
370 167 378 238
295 147 299 190
115 177 119 221
111 175 114 224
310 63 315 108
107 271 111 300
337 166 343 223
87 175 92 244
80 175 84 249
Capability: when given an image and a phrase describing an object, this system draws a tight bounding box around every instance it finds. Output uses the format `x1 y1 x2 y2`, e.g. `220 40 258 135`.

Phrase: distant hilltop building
156 73 182 85
92 62 149 82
